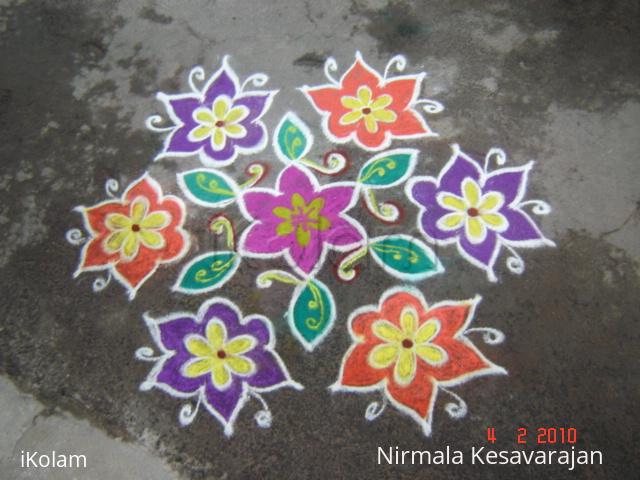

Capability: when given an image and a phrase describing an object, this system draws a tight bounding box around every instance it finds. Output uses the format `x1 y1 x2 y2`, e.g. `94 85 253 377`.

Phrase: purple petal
410 179 438 207
203 68 237 104
318 185 356 215
235 93 271 123
158 316 199 352
240 222 289 255
289 236 323 274
233 122 266 149
277 165 315 197
202 303 240 330
203 378 243 422
156 353 203 395
202 138 235 162
418 205 460 242
500 208 544 243
484 168 527 205
440 153 483 196
168 97 200 124
242 190 280 219
239 316 272 347
324 217 363 247
459 230 499 268
244 349 287 388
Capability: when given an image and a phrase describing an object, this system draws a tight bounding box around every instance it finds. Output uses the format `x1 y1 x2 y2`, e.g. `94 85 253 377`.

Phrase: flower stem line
256 270 303 288
209 214 236 251
336 244 369 281
239 162 268 189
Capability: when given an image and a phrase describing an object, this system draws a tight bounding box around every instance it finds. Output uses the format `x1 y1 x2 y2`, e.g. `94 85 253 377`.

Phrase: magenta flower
239 165 365 277
150 57 276 167
406 145 554 281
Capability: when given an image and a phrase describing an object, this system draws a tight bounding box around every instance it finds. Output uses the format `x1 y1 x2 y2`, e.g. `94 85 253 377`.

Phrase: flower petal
415 344 448 366
225 335 256 355
122 232 140 259
183 358 213 378
481 213 507 230
368 344 399 369
438 193 467 212
140 211 170 229
138 229 165 249
462 178 481 207
500 208 546 243
194 108 214 124
212 128 226 149
223 123 246 138
185 336 214 358
225 356 255 375
130 199 148 224
363 115 378 133
339 110 363 125
224 105 249 124
371 94 393 110
190 125 213 141
439 153 483 197
340 95 362 109
105 213 132 230
459 230 498 268
437 212 465 231
212 363 231 389
295 224 311 246
104 230 129 253
465 216 487 244
372 109 397 123
372 320 404 343
394 349 416 386
415 319 440 344
400 307 418 336
276 220 295 236
478 192 503 212
357 86 372 105
206 321 226 350
213 97 229 119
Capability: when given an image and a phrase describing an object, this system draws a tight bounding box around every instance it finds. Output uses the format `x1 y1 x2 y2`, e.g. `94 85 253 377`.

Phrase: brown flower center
401 339 413 349
467 207 479 217
215 120 225 128
361 107 372 115
216 350 227 359
131 224 141 232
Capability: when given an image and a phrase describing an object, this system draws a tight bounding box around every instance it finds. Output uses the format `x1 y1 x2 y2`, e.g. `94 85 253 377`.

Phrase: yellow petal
104 230 129 253
295 224 311 247
415 319 440 344
212 128 226 148
206 321 226 350
224 105 248 124
105 213 132 230
191 125 213 140
185 336 214 358
276 220 294 236
400 307 418 336
340 95 362 109
224 123 246 138
194 109 214 124
183 358 213 378
439 193 467 212
273 206 292 219
478 192 502 212
291 193 306 210
138 229 164 249
122 232 140 259
437 212 465 231
140 211 170 229
371 109 397 123
130 199 148 223
364 115 378 133
357 86 372 105
305 197 325 219
466 216 485 241
368 344 399 369
372 320 404 343
312 215 331 231
462 179 481 207
415 345 447 366
212 364 231 388
225 356 255 375
394 349 416 386
339 110 362 125
213 97 229 119
481 213 506 228
371 94 392 110
225 335 256 355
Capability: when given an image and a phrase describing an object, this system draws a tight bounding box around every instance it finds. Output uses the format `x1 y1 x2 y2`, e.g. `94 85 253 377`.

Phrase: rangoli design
136 297 301 436
66 174 189 299
147 56 276 166
301 52 443 151
332 287 506 436
64 53 555 437
407 145 554 281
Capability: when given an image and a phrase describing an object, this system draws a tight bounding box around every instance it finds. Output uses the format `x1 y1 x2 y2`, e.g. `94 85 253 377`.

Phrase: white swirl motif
364 397 388 421
440 387 468 419
188 65 206 95
383 54 407 79
65 228 86 246
323 57 340 85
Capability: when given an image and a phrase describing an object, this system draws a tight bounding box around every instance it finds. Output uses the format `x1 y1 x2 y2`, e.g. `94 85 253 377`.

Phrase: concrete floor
0 0 639 479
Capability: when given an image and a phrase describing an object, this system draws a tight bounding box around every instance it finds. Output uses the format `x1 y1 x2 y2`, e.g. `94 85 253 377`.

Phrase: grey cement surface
0 0 639 479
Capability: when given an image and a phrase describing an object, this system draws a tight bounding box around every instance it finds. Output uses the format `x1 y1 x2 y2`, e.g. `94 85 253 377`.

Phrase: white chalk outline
368 234 445 282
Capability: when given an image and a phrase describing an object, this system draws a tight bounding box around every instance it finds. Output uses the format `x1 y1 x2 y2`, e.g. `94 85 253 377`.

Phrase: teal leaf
289 278 335 351
357 149 418 188
178 169 237 207
274 112 313 162
173 252 240 294
369 235 443 281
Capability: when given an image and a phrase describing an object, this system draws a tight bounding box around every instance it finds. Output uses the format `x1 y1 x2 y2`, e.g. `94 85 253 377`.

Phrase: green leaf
178 170 237 207
173 252 240 294
275 113 312 162
290 278 335 351
357 149 418 188
369 235 443 280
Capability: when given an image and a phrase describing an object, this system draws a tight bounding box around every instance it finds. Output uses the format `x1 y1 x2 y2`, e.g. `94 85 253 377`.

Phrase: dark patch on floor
139 6 173 25
293 51 328 69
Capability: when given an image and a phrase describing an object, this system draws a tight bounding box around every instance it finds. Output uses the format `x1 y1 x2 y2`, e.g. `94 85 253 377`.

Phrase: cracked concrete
0 0 639 479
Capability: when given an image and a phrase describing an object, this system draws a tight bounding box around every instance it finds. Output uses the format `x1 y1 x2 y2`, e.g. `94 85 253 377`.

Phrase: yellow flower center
103 197 170 261
436 178 508 244
368 306 447 387
189 96 249 149
339 86 397 133
182 320 257 390
273 193 331 247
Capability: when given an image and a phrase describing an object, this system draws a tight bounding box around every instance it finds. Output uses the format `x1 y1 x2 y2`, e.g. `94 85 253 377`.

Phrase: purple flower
238 164 365 277
152 58 276 167
406 145 554 281
139 297 300 436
